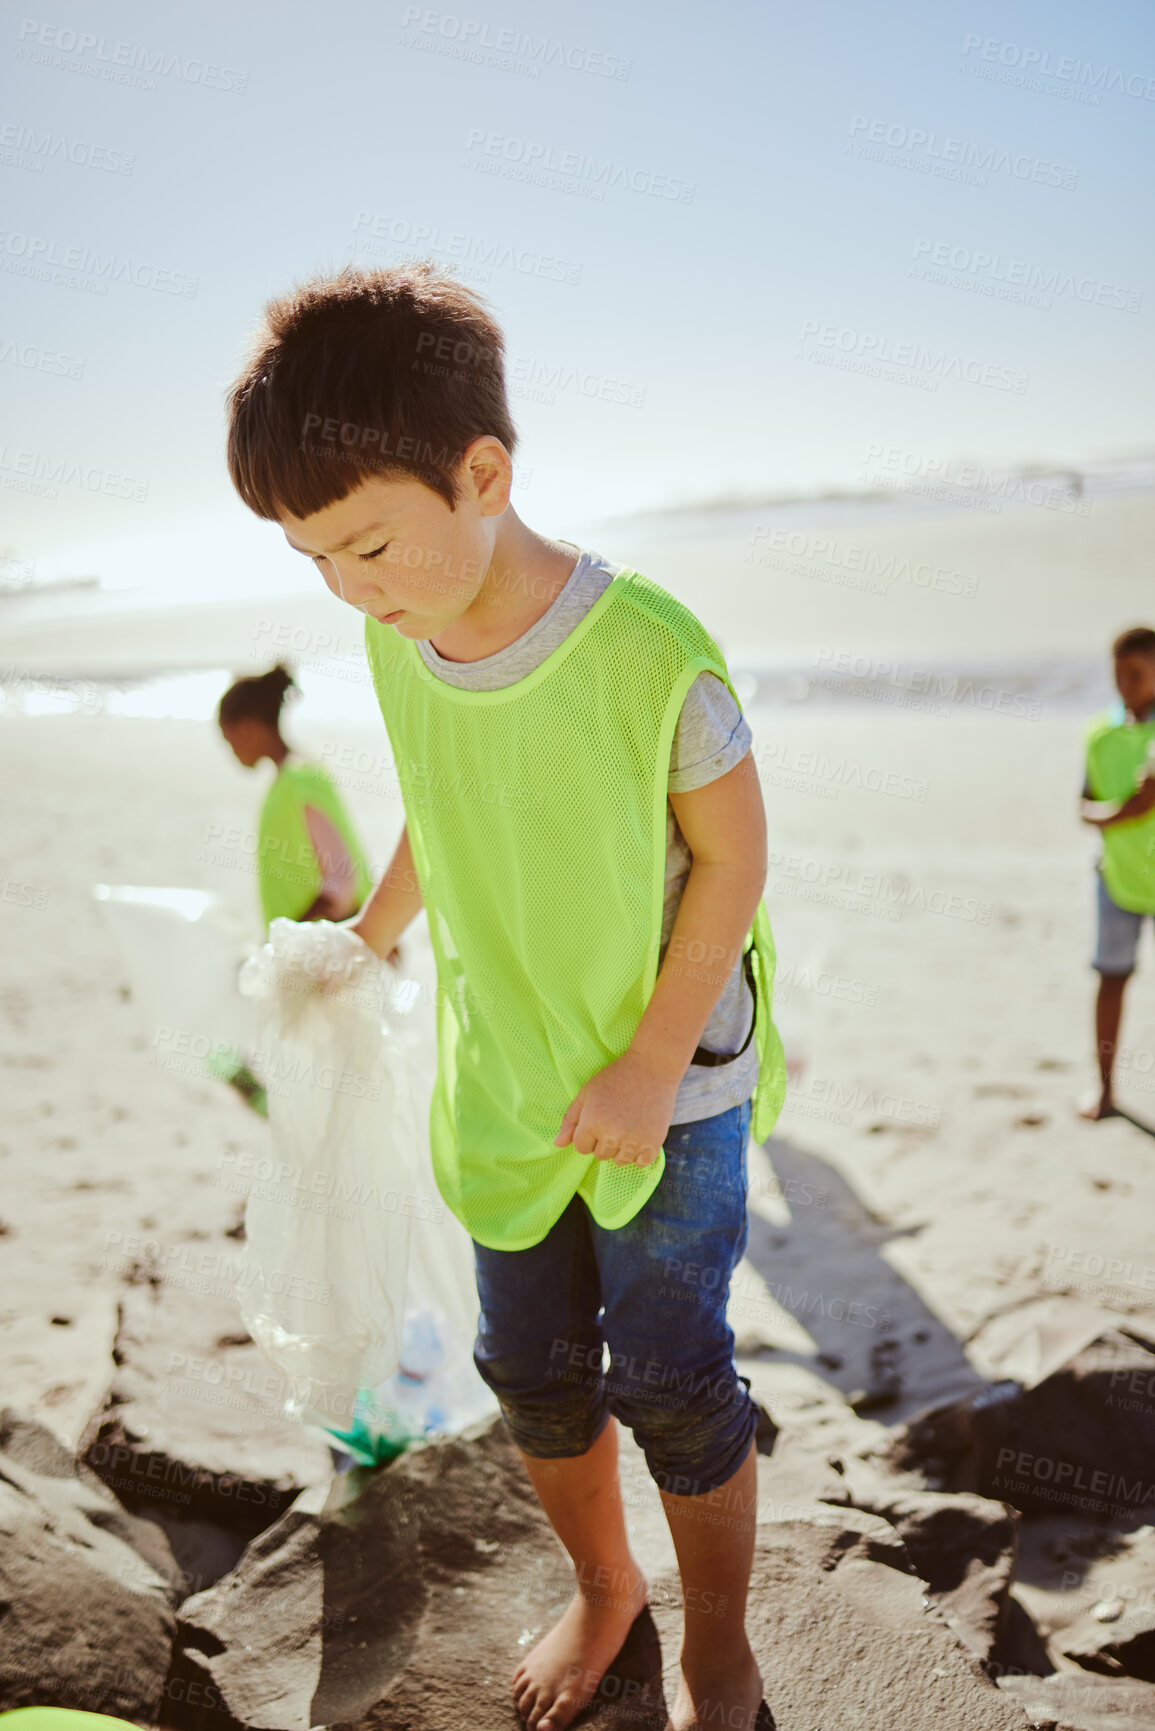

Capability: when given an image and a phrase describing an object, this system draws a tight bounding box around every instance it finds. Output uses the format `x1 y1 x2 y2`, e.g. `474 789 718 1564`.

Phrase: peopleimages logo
463 130 696 202
399 8 632 79
911 238 1141 314
795 320 1028 395
0 446 148 502
0 121 135 174
960 35 1155 102
352 210 583 286
14 18 249 93
0 230 198 297
848 116 1078 189
0 336 84 378
748 525 980 597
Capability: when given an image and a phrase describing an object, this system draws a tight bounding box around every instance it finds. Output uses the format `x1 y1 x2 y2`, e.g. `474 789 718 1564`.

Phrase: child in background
218 663 373 930
1079 626 1155 1120
225 264 787 1731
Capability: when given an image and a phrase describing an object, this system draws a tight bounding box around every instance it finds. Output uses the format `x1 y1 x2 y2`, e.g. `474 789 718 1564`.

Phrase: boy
226 264 786 1731
1079 626 1155 1120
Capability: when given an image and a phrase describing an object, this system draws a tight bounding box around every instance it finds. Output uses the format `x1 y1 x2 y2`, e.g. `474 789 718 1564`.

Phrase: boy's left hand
554 1050 679 1166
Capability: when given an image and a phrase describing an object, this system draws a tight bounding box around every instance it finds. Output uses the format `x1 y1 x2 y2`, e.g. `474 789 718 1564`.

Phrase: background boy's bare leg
512 1420 648 1731
1081 973 1128 1118
660 1442 763 1731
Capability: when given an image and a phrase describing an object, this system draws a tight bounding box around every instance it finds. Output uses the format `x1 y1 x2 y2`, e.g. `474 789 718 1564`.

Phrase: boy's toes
514 1678 539 1719
535 1692 582 1731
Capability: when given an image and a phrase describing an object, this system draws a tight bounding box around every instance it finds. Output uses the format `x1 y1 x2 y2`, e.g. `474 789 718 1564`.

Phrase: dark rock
881 1327 1155 1523
78 1272 332 1577
166 1414 577 1731
997 1592 1058 1679
825 1459 1020 1663
730 1502 1028 1729
1 1406 88 1476
752 1396 780 1455
0 1408 179 1718
1058 1594 1155 1684
997 1669 1155 1731
166 1419 1025 1731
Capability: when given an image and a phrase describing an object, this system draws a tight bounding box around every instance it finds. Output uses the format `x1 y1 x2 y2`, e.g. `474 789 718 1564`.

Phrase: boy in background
1080 626 1155 1119
226 264 786 1731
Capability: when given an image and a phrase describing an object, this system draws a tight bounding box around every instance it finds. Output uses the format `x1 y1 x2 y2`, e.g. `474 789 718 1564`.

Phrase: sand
3 490 1155 1450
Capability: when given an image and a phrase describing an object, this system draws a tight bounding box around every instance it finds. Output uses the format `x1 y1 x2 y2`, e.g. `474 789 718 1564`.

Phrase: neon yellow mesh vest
1086 706 1155 914
365 569 786 1250
257 760 373 931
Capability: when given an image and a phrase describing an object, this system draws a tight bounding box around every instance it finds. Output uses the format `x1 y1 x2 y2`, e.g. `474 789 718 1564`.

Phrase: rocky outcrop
0 1408 180 1718
14 1295 1155 1731
996 1670 1155 1731
713 1503 1028 1730
77 1271 333 1595
824 1458 1019 1663
880 1326 1155 1522
164 1415 1029 1731
1056 1593 1155 1684
166 1415 575 1731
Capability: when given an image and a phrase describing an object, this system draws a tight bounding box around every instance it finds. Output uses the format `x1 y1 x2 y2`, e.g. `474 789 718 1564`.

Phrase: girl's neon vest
257 759 373 931
365 569 786 1250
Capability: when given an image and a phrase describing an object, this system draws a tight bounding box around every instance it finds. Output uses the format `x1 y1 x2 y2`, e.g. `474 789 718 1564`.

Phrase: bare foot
1078 1089 1120 1121
666 1642 764 1731
513 1564 648 1731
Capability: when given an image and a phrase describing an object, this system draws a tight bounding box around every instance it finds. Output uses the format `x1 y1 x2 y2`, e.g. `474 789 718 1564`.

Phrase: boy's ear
459 435 513 516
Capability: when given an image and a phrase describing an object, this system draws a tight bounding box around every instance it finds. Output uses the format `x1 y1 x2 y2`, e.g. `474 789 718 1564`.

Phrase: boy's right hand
553 1050 679 1166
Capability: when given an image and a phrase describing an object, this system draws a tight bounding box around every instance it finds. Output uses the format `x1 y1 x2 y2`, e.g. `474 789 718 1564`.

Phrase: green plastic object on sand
204 1045 269 1117
322 1389 418 1466
0 1712 146 1731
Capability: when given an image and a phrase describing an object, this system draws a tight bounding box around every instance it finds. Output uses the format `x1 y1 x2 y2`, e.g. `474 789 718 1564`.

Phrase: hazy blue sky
2 0 1152 597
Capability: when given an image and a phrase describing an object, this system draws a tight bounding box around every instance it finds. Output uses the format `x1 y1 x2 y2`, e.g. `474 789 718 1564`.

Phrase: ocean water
2 464 1151 724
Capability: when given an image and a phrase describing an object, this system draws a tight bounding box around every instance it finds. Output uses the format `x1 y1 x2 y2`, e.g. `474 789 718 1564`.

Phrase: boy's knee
613 1369 758 1498
492 1390 610 1461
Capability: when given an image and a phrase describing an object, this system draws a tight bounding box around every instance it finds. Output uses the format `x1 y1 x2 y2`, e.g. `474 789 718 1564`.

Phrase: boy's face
278 438 509 640
1114 651 1155 717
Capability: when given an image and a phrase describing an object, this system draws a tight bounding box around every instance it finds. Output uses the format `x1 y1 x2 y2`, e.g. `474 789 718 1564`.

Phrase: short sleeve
668 671 752 793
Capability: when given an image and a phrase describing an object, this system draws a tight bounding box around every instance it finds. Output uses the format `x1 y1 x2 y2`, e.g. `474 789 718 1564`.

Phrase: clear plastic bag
236 916 497 1457
237 918 422 1425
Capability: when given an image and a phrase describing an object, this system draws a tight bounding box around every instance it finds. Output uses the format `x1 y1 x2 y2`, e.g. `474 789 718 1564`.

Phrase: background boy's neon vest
257 760 373 931
365 569 787 1250
1086 705 1155 913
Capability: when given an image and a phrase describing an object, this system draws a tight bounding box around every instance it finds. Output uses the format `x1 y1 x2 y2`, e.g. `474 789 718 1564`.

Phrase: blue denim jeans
471 1099 756 1497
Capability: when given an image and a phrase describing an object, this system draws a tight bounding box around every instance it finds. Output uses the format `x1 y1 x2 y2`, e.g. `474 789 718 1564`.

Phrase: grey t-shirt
415 547 759 1125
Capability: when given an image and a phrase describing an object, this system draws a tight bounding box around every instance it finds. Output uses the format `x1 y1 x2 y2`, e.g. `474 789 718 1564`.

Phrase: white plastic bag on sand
93 885 258 1064
238 916 496 1456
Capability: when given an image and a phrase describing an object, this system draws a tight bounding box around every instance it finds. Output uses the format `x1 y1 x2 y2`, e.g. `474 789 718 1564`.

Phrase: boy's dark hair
218 663 297 729
226 262 517 520
1113 626 1155 659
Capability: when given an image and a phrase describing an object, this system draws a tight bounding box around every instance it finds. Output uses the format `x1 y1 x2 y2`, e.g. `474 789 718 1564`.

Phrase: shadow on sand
739 1132 985 1424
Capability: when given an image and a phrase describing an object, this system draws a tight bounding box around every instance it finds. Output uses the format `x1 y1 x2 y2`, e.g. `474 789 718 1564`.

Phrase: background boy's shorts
1094 868 1152 976
471 1100 757 1498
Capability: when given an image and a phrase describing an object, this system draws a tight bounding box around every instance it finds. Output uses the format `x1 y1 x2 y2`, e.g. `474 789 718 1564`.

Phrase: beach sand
3 491 1155 1454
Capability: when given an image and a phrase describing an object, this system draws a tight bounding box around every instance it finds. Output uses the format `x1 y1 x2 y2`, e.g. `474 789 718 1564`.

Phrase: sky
1 0 1153 602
